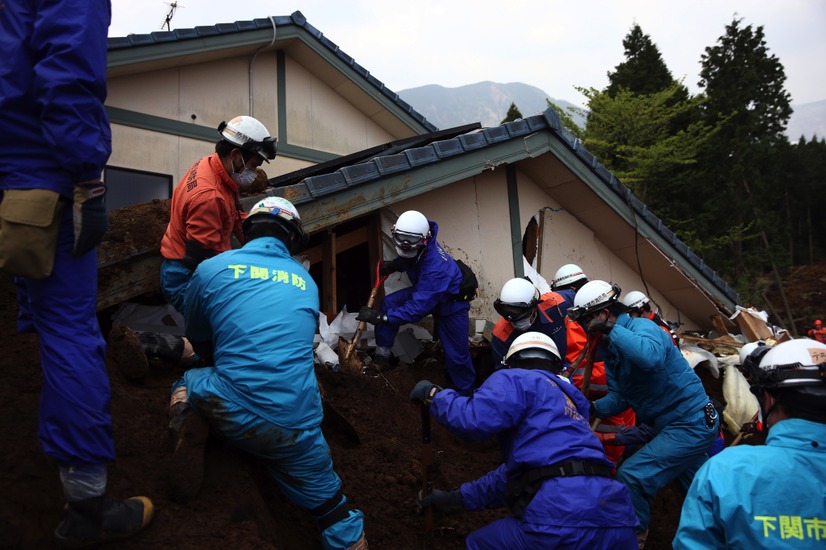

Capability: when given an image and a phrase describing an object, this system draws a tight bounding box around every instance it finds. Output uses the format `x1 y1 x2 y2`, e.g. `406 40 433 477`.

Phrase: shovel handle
343 260 389 360
421 403 433 533
730 411 760 447
580 333 602 399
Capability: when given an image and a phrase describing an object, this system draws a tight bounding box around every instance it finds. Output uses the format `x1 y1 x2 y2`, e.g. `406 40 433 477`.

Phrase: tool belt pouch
0 189 65 279
506 460 614 517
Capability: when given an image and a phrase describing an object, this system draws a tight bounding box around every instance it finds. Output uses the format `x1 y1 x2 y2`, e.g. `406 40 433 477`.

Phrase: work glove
587 318 614 335
409 380 442 405
72 182 109 256
597 424 657 446
417 488 464 515
356 306 387 325
379 257 406 277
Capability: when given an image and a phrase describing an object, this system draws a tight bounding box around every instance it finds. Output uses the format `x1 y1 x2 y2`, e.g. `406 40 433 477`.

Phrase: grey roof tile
341 163 381 186
374 153 411 176
304 172 347 196
458 132 488 151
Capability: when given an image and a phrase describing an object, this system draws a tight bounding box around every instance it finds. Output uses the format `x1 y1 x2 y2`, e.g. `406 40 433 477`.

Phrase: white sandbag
721 363 760 436
681 345 719 378
315 341 340 372
321 307 371 350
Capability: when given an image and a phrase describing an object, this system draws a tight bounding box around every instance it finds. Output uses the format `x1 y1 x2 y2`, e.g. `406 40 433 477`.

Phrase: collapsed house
102 11 740 336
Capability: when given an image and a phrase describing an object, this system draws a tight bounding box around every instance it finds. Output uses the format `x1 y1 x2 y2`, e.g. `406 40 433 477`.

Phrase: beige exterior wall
283 56 394 155
385 168 692 328
106 50 393 187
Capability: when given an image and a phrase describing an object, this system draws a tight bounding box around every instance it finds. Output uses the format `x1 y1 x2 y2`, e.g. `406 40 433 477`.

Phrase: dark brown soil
2 198 815 549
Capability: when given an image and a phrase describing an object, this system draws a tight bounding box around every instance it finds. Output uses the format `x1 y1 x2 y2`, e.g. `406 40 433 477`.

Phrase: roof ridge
107 11 437 133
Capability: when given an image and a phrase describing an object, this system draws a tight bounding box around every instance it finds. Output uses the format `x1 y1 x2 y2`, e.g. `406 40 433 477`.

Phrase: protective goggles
747 358 826 391
392 230 426 250
493 299 537 322
218 121 278 161
567 283 621 322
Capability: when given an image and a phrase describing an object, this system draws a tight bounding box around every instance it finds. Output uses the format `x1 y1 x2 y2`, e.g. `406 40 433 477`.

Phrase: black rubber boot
54 495 154 548
135 330 186 363
167 403 210 502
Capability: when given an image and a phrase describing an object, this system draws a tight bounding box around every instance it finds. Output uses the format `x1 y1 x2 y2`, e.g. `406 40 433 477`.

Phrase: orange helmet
816 320 823 327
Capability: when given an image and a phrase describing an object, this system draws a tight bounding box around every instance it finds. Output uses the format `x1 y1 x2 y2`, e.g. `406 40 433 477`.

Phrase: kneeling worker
411 332 638 549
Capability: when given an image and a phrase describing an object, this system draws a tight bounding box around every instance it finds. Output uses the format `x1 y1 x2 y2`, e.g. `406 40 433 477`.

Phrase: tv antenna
161 2 184 31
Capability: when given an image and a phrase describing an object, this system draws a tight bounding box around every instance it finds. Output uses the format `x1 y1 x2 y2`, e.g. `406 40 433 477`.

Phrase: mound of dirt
3 198 820 548
763 263 826 336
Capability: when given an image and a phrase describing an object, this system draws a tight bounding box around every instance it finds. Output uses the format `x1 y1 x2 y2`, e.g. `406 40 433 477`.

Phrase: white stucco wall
383 168 690 328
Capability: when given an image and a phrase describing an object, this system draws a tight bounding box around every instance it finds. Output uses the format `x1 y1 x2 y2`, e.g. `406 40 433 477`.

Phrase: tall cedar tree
582 24 710 233
693 18 792 288
501 102 523 124
606 24 674 97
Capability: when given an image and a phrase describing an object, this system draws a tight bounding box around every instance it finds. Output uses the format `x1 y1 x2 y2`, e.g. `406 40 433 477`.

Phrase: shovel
579 332 603 399
419 402 435 548
339 260 388 373
317 373 360 447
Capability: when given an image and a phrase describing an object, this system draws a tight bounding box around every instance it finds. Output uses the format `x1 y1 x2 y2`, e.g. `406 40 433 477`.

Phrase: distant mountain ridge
399 81 825 142
786 99 826 142
399 81 584 130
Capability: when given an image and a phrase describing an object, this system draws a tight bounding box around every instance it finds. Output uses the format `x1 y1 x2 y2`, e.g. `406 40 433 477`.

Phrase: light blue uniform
177 236 363 549
674 418 826 549
593 313 717 533
431 368 638 549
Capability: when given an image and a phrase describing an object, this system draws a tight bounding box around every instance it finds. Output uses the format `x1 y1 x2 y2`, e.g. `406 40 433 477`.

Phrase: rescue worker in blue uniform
169 197 367 550
357 210 476 394
411 332 638 549
490 277 575 368
674 338 826 549
0 1 154 546
569 280 718 549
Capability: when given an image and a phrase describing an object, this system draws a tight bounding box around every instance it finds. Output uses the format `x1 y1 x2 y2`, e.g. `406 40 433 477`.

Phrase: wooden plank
322 230 336 320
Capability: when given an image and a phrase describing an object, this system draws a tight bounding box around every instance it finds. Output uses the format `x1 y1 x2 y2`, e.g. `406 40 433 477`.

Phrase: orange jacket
808 327 826 344
160 153 246 261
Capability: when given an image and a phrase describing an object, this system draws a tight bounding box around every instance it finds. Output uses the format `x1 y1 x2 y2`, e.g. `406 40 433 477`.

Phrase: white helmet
242 196 308 253
494 278 539 322
551 263 588 291
218 116 277 162
751 339 826 391
503 331 562 372
568 280 621 322
738 340 767 367
392 210 431 258
622 290 649 311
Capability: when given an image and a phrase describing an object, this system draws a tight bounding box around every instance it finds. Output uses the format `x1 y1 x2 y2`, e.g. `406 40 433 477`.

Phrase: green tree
546 99 586 140
579 84 715 217
691 18 793 284
606 24 675 96
501 102 523 124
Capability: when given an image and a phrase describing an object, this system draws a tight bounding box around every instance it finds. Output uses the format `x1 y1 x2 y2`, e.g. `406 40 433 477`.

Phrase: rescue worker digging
357 210 477 394
411 332 638 549
166 197 367 550
569 280 718 549
550 265 636 465
109 115 277 381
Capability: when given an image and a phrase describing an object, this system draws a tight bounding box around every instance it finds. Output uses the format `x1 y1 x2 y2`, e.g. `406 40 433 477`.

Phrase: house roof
247 107 741 314
107 11 437 135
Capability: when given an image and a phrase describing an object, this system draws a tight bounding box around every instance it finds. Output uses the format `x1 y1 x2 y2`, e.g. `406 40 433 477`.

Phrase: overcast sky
109 0 825 108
